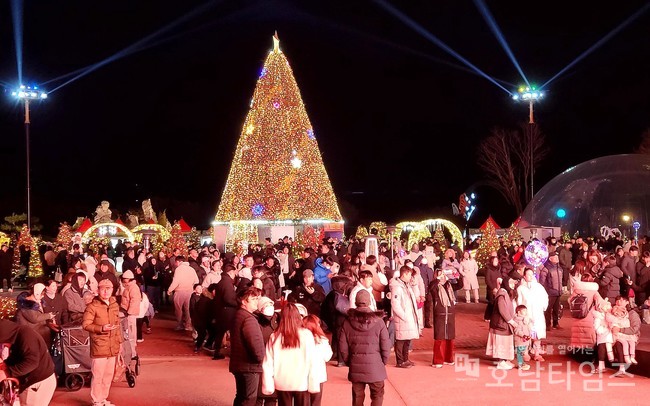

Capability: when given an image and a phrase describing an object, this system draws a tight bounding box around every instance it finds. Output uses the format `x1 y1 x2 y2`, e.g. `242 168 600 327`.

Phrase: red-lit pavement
48 301 649 406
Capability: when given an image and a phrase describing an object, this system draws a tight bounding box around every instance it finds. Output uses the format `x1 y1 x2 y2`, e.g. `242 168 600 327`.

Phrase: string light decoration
354 226 369 240
503 219 522 243
55 222 73 250
0 232 10 247
186 227 201 249
368 222 388 240
476 220 500 269
167 223 188 257
12 225 30 275
215 33 342 224
407 224 431 250
0 297 17 320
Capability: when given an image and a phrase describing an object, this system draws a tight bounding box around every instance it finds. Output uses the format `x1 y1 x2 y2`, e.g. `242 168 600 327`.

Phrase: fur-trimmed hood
16 292 41 311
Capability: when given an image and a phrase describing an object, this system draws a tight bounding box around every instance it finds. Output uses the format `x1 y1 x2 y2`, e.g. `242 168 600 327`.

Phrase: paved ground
43 296 649 406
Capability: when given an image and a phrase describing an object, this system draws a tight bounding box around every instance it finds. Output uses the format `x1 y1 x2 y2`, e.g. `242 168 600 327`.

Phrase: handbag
54 267 63 283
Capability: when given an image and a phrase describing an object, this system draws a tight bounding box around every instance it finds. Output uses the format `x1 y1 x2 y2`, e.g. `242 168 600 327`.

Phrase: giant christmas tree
215 34 342 224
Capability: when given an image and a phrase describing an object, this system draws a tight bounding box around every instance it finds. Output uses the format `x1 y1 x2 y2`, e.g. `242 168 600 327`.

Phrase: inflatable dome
520 154 650 237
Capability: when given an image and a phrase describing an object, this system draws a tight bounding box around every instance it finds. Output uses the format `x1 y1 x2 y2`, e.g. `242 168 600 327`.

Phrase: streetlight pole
11 85 48 230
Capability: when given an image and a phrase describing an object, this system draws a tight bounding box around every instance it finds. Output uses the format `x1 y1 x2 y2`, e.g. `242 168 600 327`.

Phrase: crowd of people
1 231 649 405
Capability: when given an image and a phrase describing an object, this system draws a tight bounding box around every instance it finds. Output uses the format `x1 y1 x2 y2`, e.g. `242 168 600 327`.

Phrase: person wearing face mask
429 269 463 368
516 268 549 362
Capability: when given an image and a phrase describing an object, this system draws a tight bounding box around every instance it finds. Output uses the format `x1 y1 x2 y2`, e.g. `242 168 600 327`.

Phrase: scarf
437 281 453 308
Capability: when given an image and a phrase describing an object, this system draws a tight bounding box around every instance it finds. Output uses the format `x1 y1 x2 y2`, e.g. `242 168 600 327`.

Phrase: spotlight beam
291 8 516 88
374 0 512 95
541 2 650 89
48 0 228 93
473 0 529 87
10 0 23 85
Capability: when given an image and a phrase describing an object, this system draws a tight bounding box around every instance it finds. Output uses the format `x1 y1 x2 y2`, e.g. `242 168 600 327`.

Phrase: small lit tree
476 221 500 269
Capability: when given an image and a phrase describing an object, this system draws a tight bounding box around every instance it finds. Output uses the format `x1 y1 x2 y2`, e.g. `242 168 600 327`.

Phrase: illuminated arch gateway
131 224 172 242
420 219 464 251
82 223 135 243
394 219 464 251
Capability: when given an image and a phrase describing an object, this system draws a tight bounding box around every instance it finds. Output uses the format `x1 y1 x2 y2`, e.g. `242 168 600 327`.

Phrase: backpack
334 291 351 315
568 293 590 319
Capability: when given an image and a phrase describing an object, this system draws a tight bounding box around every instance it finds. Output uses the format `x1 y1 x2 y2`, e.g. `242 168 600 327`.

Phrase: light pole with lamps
10 85 48 230
513 86 544 203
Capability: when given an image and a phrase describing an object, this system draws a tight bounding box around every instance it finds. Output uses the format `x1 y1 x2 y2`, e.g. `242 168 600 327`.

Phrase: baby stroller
116 316 140 388
59 324 92 391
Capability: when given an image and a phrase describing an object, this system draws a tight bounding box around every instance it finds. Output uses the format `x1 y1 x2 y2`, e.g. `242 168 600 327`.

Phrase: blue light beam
48 0 225 93
541 3 650 90
10 0 23 85
473 0 529 87
374 0 512 95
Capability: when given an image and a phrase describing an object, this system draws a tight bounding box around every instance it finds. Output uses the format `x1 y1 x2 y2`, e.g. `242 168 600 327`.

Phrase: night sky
0 0 649 236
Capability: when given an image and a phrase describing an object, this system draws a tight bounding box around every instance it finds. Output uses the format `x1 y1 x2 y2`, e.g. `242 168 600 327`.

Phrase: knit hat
355 289 371 308
257 296 275 312
122 270 135 280
33 283 46 297
295 303 308 318
98 279 113 289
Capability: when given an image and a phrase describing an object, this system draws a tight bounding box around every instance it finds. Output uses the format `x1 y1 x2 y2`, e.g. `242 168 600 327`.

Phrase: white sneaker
7 288 12 293
0 289 3 293
631 357 638 365
136 339 144 343
496 360 513 370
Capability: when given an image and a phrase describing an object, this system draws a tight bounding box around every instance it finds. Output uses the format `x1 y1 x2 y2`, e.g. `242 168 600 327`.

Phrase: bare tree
511 123 549 204
477 123 548 213
476 128 523 214
635 128 650 154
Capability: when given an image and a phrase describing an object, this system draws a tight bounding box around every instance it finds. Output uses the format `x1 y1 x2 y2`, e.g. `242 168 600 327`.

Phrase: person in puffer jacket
339 289 391 406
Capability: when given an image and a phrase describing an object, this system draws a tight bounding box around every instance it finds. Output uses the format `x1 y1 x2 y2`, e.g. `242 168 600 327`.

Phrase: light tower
10 85 48 230
512 85 544 124
513 85 544 203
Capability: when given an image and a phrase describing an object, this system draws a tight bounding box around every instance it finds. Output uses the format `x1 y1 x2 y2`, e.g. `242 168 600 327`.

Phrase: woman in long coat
486 277 518 370
429 269 463 367
460 251 479 303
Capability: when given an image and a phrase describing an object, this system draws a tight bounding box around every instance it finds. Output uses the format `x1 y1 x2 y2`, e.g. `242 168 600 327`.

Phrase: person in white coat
262 303 320 405
460 251 480 303
516 268 549 362
390 266 420 368
302 314 333 406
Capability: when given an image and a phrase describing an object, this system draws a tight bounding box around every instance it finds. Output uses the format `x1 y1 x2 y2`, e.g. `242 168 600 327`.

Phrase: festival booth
132 223 171 252
213 34 343 252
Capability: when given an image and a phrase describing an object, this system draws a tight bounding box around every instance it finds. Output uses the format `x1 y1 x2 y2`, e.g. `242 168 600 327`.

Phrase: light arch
131 224 172 241
82 222 135 243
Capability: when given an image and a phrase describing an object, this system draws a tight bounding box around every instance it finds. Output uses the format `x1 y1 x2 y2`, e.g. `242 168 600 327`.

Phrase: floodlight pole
12 85 48 230
24 99 31 230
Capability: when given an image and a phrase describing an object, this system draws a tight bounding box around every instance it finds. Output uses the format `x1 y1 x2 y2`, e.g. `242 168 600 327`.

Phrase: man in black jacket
0 319 56 405
339 289 390 406
213 264 239 360
229 286 264 406
288 269 325 316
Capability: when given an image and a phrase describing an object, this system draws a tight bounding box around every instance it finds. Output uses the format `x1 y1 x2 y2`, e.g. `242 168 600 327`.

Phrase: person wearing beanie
339 288 391 405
